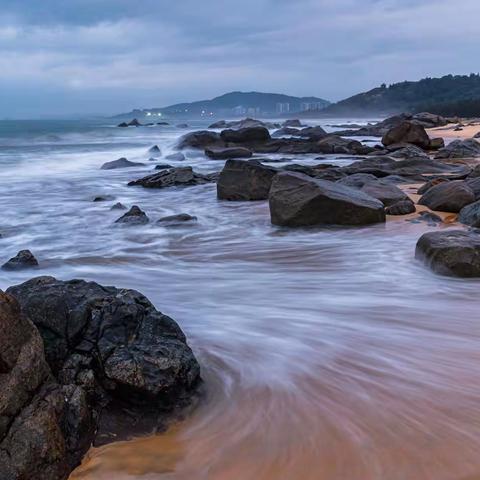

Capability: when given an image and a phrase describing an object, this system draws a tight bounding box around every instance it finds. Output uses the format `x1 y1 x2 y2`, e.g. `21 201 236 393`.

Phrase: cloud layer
1 0 479 117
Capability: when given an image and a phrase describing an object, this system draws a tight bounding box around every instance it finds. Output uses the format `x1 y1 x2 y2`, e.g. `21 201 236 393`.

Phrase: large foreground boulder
7 276 201 444
382 121 431 149
0 291 93 480
128 167 215 189
415 230 480 277
217 159 278 201
269 172 386 227
418 180 475 212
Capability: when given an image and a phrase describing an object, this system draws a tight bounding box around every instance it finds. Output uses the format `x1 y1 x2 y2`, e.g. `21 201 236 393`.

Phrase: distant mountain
323 74 480 117
115 91 330 119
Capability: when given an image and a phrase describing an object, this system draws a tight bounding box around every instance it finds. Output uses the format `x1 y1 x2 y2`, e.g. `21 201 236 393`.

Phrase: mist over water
1 119 480 480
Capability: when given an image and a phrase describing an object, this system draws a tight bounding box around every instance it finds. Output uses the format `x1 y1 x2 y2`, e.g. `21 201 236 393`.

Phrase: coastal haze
2 2 480 480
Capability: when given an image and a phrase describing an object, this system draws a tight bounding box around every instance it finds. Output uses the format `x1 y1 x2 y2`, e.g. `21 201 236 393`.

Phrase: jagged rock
418 180 475 212
217 159 278 201
115 205 149 225
157 214 197 226
7 276 201 445
128 167 214 189
101 158 145 170
220 127 271 144
205 147 252 159
435 139 480 159
165 152 186 161
0 291 94 480
382 121 431 149
177 130 223 149
2 250 39 271
110 202 127 210
148 145 161 155
415 230 480 277
269 171 386 226
385 199 416 215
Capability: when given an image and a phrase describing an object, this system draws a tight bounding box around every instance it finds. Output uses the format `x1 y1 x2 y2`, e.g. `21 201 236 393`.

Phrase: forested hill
324 74 480 116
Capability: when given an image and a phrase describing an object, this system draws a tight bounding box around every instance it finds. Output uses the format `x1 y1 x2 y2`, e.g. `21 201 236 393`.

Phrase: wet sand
428 123 480 141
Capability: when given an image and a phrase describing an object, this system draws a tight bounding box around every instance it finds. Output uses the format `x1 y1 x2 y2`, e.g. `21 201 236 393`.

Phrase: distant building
276 103 290 114
300 102 326 112
232 105 247 116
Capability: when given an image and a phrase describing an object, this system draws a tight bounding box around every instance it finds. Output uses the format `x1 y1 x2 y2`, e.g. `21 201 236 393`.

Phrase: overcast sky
1 0 478 118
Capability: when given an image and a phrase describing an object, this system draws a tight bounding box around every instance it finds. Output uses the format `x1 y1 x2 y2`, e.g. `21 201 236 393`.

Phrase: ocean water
1 118 480 480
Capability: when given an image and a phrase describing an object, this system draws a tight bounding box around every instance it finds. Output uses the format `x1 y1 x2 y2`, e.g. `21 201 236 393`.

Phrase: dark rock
7 276 201 444
418 180 475 212
220 127 271 144
165 152 186 161
316 136 367 154
468 164 480 178
177 130 223 149
415 230 480 277
157 213 197 226
128 119 142 127
269 172 386 226
343 156 470 180
458 200 480 227
93 195 115 202
217 159 278 201
417 211 443 224
209 118 273 130
385 199 416 215
101 158 145 170
155 163 174 170
176 123 189 128
382 121 431 149
389 144 430 159
2 250 39 271
429 138 445 150
417 178 450 195
117 122 129 128
205 147 252 159
156 121 169 126
465 177 480 200
283 119 303 127
129 167 214 189
115 205 149 225
271 127 301 138
338 174 408 206
435 139 480 159
297 126 328 140
110 202 127 210
0 291 94 479
148 145 161 155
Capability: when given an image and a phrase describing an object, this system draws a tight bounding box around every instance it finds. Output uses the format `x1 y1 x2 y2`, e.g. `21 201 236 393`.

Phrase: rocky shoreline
3 112 480 479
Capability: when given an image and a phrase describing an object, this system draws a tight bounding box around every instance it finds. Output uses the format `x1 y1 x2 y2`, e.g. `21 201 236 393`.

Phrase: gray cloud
0 0 479 117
